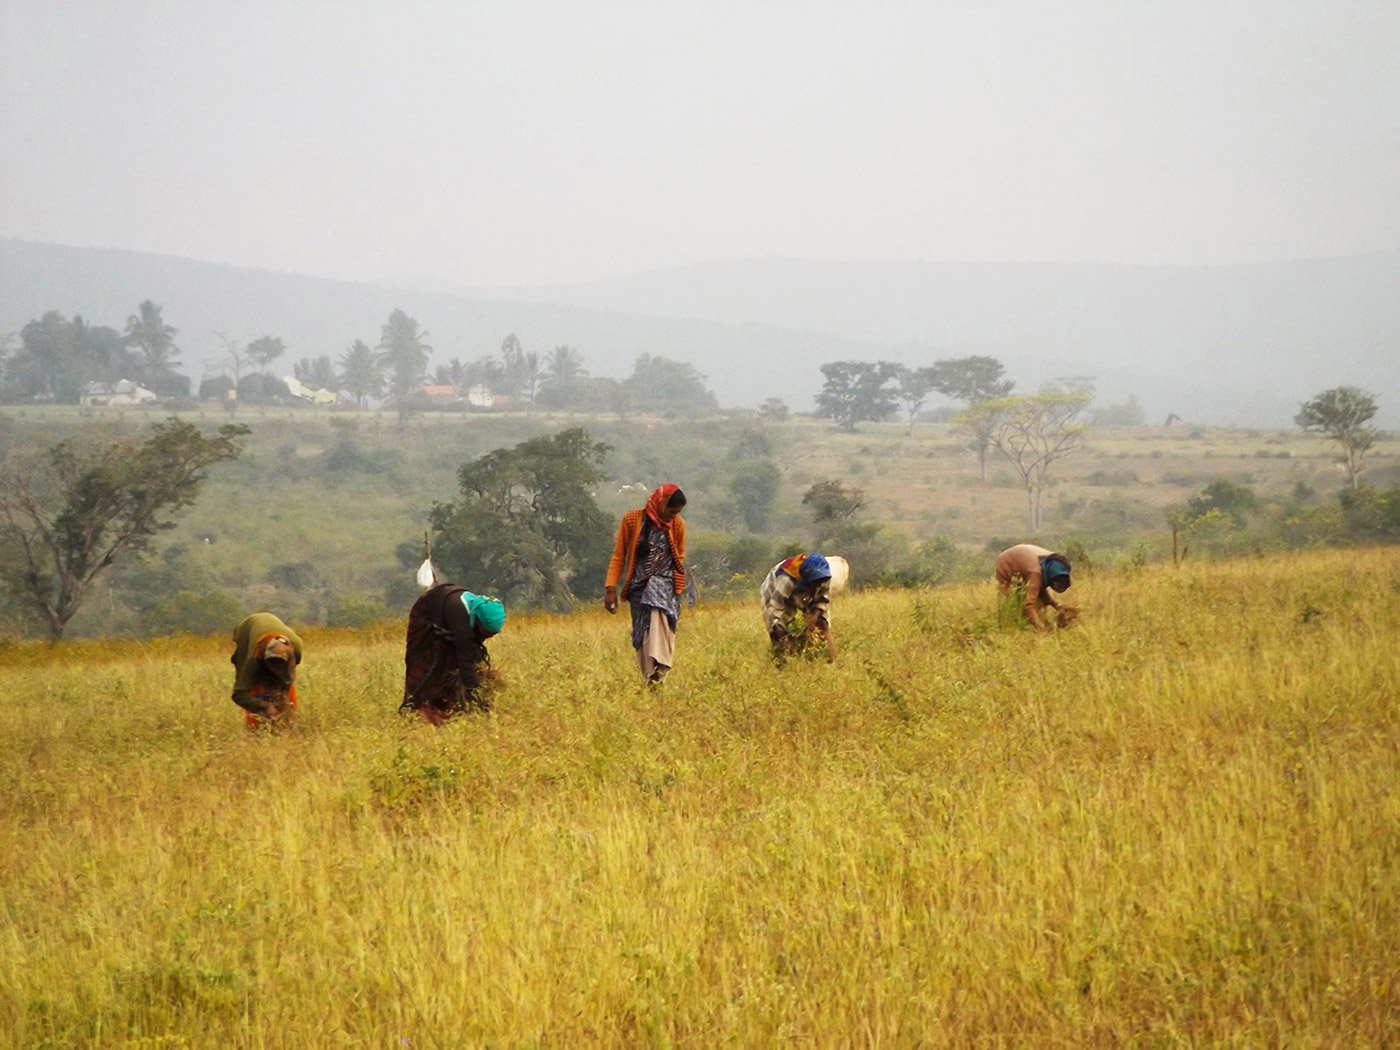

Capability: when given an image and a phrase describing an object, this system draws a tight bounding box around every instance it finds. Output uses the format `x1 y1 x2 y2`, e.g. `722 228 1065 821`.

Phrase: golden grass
1 549 1397 1046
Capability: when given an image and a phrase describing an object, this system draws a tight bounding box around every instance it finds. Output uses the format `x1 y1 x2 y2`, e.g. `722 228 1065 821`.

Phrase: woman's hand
604 586 618 613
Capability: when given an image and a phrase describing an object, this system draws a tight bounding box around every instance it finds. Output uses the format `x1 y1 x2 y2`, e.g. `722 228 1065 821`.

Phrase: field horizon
2 547 1396 1045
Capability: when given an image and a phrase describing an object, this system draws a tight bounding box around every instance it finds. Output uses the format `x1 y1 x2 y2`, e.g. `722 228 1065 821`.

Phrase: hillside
0 238 895 411
5 238 1398 425
486 252 1400 426
1 406 1395 642
1 550 1395 1043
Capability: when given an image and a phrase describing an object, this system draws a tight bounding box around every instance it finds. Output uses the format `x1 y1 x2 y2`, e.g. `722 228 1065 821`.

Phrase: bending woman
402 582 506 723
230 612 303 730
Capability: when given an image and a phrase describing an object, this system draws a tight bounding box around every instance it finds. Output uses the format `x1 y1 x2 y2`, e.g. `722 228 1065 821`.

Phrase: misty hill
0 238 894 412
3 238 1397 425
483 253 1400 426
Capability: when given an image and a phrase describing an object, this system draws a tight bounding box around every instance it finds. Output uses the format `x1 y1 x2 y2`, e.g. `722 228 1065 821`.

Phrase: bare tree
961 391 1090 532
213 332 252 413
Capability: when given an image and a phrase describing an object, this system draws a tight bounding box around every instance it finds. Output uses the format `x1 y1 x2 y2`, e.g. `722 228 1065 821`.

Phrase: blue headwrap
461 591 506 636
1040 554 1072 588
799 553 833 586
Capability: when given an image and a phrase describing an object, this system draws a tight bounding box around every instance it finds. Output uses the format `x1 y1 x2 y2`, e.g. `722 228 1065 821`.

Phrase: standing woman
605 484 687 685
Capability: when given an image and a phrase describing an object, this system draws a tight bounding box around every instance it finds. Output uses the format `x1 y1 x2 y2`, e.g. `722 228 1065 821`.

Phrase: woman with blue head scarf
759 552 839 663
994 543 1072 632
402 581 507 723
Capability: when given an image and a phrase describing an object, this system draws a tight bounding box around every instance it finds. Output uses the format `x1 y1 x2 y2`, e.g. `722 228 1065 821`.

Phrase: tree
802 479 868 534
0 419 249 640
725 435 780 532
338 339 384 407
894 365 938 434
124 300 180 383
7 313 127 402
758 397 790 422
1096 394 1144 426
522 351 543 407
815 361 900 431
961 391 1090 532
542 345 588 386
537 346 590 409
246 335 287 375
499 334 526 400
929 355 1015 404
1296 387 1380 489
625 354 719 415
376 310 432 419
463 356 505 396
435 358 468 392
294 355 337 391
1184 478 1258 527
427 429 613 610
931 355 1014 480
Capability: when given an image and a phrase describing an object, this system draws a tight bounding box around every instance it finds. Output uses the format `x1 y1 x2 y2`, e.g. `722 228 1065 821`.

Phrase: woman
230 612 303 730
994 543 1072 632
401 582 506 723
759 552 838 663
604 484 687 685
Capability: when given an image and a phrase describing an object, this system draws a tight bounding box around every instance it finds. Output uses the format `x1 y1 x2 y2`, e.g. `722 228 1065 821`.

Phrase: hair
667 488 687 508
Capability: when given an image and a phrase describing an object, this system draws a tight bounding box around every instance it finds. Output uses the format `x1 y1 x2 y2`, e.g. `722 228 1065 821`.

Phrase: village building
79 380 159 407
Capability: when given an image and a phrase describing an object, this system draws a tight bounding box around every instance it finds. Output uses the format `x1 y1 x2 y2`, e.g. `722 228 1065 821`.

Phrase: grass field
2 548 1396 1045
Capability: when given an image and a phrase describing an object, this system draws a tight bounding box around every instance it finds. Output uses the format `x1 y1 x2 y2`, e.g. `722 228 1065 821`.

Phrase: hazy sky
2 1 1397 287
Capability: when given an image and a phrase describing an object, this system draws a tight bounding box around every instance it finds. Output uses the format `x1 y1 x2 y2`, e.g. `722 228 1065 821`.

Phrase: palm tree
338 339 384 407
124 300 180 381
542 344 587 386
500 333 525 399
294 355 337 391
375 310 432 419
434 358 469 392
522 351 542 407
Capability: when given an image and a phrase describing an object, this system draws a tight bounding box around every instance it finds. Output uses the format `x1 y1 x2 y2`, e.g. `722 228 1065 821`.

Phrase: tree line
0 303 721 419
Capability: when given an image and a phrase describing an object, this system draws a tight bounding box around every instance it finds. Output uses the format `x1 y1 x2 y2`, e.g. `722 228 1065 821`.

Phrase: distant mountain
480 253 1400 425
0 238 899 413
3 238 1397 425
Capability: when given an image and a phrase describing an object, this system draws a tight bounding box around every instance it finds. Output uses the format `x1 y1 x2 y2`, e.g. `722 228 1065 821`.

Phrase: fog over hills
4 238 1397 425
483 252 1400 425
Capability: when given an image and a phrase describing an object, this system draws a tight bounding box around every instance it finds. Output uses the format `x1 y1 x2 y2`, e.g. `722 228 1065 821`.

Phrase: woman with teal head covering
402 582 507 723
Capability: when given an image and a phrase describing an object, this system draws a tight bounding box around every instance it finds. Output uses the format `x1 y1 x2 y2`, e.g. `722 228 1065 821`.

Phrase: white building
80 380 159 407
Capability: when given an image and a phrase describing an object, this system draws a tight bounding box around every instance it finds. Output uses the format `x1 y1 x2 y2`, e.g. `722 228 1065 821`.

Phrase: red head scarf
644 483 682 527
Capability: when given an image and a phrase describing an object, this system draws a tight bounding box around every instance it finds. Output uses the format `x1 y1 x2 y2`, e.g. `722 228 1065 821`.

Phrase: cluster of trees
211 313 720 419
815 356 1091 530
200 309 432 414
815 356 1013 435
1 301 190 402
3 300 722 420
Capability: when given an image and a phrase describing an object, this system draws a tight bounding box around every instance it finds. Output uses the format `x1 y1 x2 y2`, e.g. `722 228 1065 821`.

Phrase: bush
326 592 387 628
1084 470 1139 487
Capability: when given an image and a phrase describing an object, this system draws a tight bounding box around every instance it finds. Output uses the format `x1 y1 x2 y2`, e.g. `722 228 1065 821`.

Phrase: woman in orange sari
604 484 687 684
